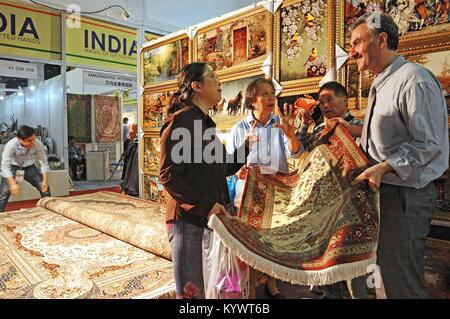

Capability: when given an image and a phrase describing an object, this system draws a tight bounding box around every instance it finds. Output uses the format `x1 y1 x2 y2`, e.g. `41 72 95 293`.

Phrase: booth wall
0 77 65 161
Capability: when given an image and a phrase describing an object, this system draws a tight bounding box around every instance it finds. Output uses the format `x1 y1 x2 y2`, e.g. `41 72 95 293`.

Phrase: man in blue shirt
0 125 51 212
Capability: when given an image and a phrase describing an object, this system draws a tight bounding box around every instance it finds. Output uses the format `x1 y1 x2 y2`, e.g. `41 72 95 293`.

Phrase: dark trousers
378 183 436 299
69 158 86 180
322 276 368 299
0 165 51 212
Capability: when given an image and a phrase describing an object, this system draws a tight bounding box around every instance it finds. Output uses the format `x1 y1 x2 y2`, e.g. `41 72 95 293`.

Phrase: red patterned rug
209 124 380 286
94 96 120 142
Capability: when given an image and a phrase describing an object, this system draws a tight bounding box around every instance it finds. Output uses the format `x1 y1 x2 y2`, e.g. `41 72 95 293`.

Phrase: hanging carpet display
67 94 92 143
94 96 121 142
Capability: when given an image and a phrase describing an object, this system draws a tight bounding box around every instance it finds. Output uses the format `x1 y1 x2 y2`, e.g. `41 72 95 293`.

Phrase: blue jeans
167 219 211 299
0 165 51 212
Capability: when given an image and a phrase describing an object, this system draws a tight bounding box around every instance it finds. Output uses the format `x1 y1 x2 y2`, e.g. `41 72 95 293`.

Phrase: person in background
297 81 363 152
123 117 130 151
0 125 51 212
350 12 448 298
68 136 86 181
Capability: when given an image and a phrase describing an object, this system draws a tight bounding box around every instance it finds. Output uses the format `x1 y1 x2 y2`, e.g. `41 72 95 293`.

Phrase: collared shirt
228 113 303 174
123 123 130 140
1 137 50 178
361 55 449 189
160 104 248 228
297 112 363 152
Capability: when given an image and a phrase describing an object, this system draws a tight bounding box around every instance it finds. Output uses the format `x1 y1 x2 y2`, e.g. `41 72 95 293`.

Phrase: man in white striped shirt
0 125 51 212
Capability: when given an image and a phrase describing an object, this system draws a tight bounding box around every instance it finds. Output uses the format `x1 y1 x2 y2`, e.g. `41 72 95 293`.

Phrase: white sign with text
83 71 137 90
0 60 38 79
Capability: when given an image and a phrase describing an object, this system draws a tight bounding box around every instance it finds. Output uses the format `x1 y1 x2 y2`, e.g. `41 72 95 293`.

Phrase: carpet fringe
209 215 376 286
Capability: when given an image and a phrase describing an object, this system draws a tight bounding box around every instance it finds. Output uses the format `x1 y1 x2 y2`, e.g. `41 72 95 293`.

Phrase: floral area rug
37 192 171 260
0 207 175 299
94 96 121 142
209 124 380 286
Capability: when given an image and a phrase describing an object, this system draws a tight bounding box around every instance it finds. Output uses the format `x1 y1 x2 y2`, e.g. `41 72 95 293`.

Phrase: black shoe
272 292 286 299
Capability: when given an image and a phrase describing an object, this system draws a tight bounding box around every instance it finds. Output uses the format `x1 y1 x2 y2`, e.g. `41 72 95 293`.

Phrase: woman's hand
275 103 302 154
207 203 229 221
275 103 297 139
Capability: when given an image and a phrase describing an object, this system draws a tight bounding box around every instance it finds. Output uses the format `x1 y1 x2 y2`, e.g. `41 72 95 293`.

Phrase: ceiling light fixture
30 1 131 20
121 10 130 22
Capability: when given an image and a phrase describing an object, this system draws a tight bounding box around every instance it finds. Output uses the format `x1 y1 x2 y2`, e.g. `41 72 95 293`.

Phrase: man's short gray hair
350 12 399 51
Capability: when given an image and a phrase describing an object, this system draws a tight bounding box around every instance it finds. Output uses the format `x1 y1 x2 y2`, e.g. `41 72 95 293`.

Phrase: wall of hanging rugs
139 0 450 204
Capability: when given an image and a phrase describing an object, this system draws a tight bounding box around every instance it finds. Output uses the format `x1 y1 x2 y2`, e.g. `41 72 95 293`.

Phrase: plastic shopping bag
226 175 238 215
203 230 249 299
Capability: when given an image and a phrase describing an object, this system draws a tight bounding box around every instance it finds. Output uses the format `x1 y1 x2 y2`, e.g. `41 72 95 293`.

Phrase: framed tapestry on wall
209 74 264 132
143 174 167 204
193 4 273 82
141 88 177 132
274 0 340 94
344 0 450 53
142 134 161 175
141 31 191 91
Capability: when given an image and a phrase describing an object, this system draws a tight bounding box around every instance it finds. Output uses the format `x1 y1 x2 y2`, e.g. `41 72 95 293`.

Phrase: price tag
15 170 25 183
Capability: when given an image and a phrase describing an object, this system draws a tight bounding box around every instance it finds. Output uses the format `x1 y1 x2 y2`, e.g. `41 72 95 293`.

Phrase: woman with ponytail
159 62 250 299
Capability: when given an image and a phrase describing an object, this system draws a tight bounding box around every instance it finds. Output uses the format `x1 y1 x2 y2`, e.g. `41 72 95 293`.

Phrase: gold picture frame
143 174 167 204
274 0 339 95
193 4 273 82
141 87 177 132
343 1 450 54
141 32 192 91
142 134 161 175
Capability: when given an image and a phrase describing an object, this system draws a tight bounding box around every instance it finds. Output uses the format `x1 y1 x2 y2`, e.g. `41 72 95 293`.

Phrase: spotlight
121 10 130 21
18 87 24 96
29 85 36 91
0 96 4 100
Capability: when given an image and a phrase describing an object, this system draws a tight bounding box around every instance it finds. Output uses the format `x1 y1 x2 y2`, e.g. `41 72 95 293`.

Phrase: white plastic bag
203 230 249 299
